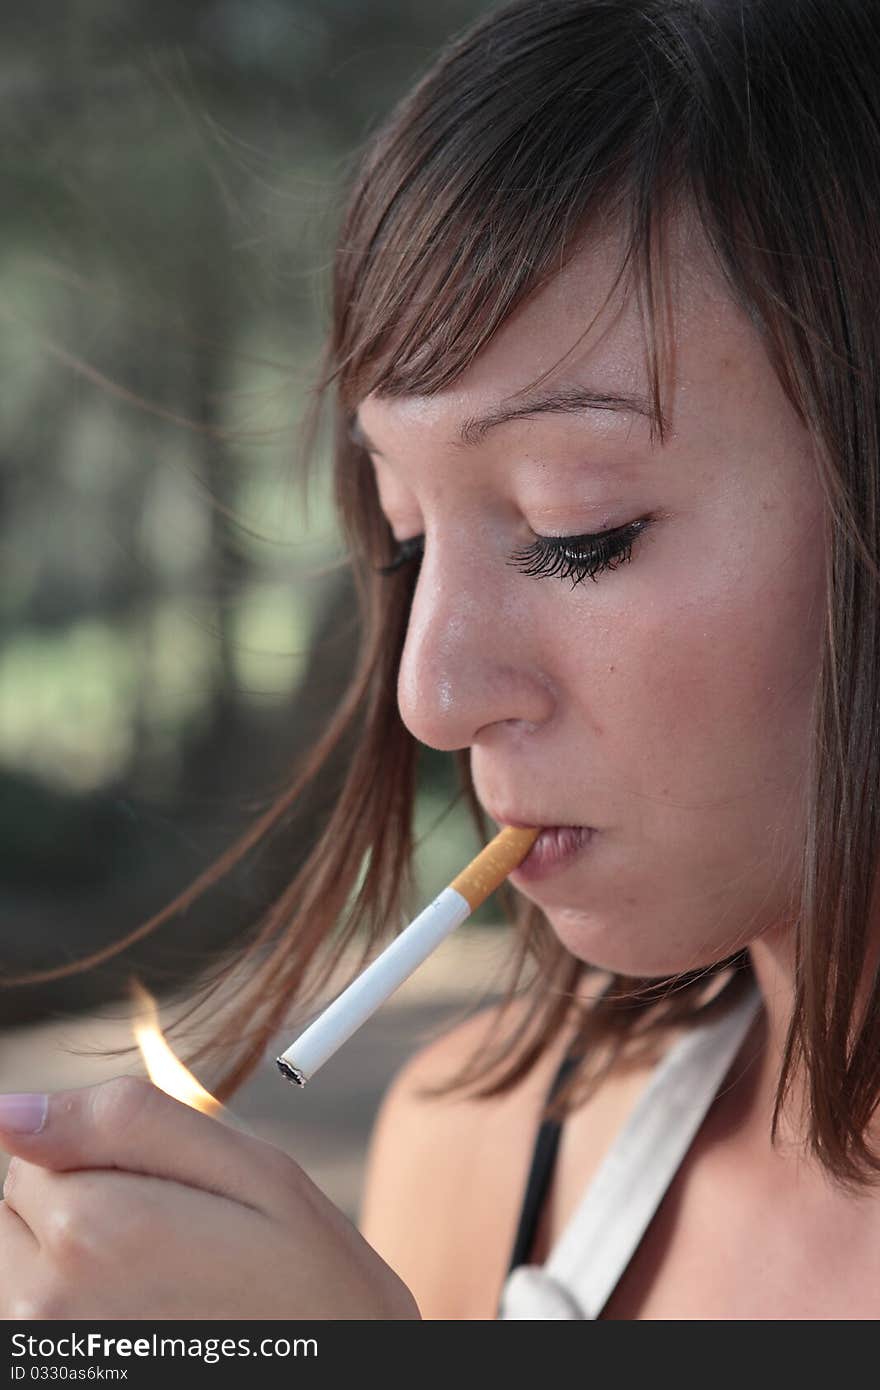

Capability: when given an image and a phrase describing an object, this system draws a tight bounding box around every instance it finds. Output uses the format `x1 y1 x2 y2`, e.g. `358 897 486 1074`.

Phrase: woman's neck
745 923 880 1187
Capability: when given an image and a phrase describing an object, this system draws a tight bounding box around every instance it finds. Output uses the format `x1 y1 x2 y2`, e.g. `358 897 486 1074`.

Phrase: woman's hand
0 1078 421 1320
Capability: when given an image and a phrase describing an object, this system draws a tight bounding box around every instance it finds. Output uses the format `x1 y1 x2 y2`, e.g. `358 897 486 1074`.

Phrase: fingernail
0 1093 48 1134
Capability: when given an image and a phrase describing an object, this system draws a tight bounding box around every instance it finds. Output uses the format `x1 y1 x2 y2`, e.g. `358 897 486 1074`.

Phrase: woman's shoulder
357 991 598 1319
357 996 570 1317
358 985 698 1319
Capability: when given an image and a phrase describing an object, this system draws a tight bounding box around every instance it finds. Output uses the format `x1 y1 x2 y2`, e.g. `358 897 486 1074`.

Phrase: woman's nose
395 544 555 751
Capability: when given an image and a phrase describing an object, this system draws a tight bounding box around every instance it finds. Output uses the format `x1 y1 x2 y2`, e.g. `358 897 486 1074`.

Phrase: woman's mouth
508 825 595 883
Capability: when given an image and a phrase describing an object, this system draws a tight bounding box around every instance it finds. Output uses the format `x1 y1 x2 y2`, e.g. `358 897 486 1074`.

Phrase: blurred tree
0 0 492 1023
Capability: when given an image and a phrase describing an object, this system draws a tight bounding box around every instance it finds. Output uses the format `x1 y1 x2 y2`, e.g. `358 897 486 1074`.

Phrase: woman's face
355 221 827 975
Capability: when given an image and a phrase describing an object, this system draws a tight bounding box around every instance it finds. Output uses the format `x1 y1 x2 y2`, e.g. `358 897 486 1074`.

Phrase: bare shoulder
358 981 702 1320
358 995 585 1320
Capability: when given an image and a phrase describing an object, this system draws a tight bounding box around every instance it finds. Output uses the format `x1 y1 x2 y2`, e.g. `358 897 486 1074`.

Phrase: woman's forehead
357 235 767 454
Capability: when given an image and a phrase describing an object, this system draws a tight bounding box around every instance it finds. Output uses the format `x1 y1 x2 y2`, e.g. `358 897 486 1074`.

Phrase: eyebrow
349 382 665 455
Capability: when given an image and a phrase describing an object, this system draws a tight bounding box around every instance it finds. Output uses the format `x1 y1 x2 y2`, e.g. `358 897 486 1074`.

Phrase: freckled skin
358 218 827 980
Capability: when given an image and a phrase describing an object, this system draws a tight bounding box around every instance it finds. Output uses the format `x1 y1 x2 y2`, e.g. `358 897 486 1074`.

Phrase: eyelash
375 518 653 588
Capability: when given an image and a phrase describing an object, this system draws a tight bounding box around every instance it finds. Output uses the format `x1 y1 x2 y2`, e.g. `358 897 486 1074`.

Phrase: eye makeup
375 517 654 588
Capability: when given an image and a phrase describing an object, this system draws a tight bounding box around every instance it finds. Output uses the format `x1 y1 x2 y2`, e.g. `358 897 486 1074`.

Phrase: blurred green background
0 0 498 1028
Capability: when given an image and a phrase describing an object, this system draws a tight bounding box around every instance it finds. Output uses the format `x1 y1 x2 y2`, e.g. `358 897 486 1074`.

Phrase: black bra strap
504 1047 581 1273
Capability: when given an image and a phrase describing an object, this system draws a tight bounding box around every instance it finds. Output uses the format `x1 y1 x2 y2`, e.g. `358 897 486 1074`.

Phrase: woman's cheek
573 586 759 804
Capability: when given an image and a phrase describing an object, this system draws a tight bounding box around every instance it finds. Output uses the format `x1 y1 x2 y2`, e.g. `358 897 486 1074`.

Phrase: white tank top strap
498 978 762 1319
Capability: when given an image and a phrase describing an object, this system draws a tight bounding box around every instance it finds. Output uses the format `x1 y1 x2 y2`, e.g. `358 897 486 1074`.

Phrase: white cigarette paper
275 824 539 1087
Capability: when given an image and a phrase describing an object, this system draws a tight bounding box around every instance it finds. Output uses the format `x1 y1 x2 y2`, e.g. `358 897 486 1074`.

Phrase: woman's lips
508 825 595 882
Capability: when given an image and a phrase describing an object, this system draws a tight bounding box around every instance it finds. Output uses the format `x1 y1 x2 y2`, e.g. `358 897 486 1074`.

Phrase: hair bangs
329 3 687 435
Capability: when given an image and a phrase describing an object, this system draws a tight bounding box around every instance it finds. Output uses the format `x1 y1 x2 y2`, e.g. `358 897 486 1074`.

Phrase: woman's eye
375 518 653 588
375 535 425 576
507 518 653 587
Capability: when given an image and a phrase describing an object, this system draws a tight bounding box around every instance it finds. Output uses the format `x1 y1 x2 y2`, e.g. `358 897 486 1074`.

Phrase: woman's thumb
0 1093 48 1141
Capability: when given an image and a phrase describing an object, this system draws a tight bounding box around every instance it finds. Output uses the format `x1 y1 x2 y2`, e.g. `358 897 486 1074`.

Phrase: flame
130 979 221 1116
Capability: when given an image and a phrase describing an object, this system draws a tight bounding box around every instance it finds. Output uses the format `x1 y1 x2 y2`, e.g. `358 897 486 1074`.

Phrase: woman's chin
544 907 729 979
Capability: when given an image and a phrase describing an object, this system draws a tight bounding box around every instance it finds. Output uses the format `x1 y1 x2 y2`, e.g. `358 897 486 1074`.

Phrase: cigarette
275 824 540 1087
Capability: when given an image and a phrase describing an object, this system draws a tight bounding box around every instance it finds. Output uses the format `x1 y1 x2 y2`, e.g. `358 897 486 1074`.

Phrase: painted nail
0 1093 48 1134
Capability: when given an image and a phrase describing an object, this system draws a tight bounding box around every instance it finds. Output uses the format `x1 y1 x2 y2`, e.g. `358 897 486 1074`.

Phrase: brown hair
15 0 880 1189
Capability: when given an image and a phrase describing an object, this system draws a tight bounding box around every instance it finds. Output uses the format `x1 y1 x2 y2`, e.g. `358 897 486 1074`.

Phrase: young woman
2 0 880 1320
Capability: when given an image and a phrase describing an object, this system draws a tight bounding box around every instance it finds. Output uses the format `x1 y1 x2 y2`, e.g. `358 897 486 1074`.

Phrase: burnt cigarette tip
275 1056 308 1087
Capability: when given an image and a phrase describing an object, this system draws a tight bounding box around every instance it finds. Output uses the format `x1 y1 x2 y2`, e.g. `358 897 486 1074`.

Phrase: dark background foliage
0 0 493 1026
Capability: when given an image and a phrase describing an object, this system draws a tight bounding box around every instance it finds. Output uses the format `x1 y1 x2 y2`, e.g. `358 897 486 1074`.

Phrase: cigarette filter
275 824 539 1087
